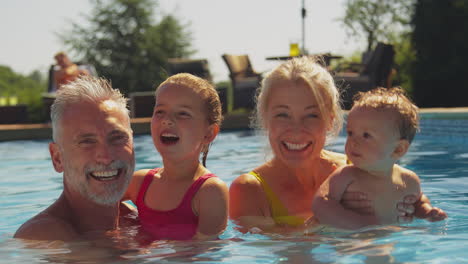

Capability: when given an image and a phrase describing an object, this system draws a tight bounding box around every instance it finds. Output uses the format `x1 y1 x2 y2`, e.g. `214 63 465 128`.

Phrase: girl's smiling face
151 83 215 163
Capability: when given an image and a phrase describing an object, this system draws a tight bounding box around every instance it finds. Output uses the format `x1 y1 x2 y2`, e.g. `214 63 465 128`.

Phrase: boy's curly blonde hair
353 87 419 143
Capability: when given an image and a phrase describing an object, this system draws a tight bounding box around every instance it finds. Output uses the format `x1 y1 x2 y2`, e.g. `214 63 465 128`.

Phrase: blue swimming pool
1 112 468 263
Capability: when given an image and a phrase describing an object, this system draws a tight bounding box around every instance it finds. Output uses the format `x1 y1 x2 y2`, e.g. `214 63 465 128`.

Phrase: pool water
1 113 468 263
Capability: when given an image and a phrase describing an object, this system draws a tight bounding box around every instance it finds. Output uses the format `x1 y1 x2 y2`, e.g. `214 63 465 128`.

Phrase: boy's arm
397 169 447 223
312 167 378 230
413 194 447 221
194 177 229 240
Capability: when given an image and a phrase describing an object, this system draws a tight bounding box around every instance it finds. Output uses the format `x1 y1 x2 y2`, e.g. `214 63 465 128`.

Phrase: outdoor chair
221 54 262 111
333 50 374 73
167 58 213 83
333 42 395 109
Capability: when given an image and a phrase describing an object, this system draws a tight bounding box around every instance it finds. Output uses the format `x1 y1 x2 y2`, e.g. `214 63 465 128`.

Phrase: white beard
64 160 134 206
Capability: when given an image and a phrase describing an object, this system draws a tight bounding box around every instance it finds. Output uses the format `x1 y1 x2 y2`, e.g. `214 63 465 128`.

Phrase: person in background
229 57 446 233
313 87 447 230
122 73 228 240
53 51 89 90
14 76 136 241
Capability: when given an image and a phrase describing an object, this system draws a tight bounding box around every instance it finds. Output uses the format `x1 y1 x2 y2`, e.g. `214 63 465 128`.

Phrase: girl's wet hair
156 73 223 166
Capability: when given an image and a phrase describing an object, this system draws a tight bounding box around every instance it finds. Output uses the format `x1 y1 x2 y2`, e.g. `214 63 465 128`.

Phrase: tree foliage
341 0 413 51
61 0 194 95
0 66 47 122
412 0 468 107
391 33 416 95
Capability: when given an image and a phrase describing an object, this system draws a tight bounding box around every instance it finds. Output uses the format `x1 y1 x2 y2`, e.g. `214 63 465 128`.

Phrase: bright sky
0 0 365 82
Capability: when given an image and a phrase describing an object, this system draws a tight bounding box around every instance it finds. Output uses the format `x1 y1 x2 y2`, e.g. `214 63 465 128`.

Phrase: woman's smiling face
264 81 329 167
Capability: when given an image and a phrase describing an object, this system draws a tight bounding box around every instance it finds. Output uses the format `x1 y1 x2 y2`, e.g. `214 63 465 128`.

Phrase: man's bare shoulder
14 212 78 241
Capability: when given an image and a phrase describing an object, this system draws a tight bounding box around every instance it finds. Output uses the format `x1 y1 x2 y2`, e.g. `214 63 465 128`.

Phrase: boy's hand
417 202 447 222
397 194 447 223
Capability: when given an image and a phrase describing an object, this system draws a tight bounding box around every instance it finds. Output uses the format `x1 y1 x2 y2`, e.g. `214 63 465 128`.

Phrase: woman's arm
340 191 374 215
194 177 229 240
229 173 275 232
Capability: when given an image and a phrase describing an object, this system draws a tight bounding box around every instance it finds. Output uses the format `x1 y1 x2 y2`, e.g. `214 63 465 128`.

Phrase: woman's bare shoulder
231 172 261 188
322 150 347 166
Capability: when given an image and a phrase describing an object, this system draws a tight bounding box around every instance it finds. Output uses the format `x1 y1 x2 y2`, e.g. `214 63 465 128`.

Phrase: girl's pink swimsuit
136 168 216 240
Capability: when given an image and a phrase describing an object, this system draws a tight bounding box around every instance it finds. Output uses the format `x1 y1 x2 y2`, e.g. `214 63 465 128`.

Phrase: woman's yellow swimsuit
249 171 305 227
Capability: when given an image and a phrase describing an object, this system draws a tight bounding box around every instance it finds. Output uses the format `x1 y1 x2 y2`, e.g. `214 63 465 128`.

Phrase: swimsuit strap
249 171 307 227
136 168 159 208
249 171 290 218
178 173 216 210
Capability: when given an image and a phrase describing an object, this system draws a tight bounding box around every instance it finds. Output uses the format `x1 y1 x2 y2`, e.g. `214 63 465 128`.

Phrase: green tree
412 0 468 107
390 33 416 95
61 0 193 95
0 66 47 122
341 0 414 51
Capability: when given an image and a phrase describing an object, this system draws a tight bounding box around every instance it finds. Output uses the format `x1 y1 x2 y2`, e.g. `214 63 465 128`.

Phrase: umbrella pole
301 0 307 54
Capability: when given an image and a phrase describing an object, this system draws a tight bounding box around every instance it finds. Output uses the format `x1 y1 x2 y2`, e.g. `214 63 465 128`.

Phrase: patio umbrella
301 0 307 54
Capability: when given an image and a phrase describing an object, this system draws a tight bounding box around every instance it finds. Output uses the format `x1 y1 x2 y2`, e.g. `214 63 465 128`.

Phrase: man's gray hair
51 75 130 141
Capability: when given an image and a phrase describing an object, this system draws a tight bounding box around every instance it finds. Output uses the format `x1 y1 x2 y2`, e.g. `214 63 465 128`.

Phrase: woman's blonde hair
252 56 343 143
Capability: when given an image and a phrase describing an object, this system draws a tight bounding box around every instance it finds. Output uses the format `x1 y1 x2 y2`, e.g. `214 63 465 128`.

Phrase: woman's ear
49 142 64 173
392 139 410 159
204 124 220 144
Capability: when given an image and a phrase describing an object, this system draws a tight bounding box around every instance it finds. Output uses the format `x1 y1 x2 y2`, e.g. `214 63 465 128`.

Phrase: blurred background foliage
411 0 468 107
60 0 194 95
0 66 46 122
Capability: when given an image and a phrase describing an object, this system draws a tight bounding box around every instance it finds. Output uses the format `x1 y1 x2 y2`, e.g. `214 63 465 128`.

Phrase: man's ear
49 142 64 173
204 124 220 144
392 139 410 159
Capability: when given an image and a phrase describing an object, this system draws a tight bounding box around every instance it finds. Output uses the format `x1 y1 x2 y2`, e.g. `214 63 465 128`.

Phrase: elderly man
14 75 135 241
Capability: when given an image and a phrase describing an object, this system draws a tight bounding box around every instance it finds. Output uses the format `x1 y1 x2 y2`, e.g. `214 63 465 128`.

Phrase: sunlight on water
1 113 468 263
